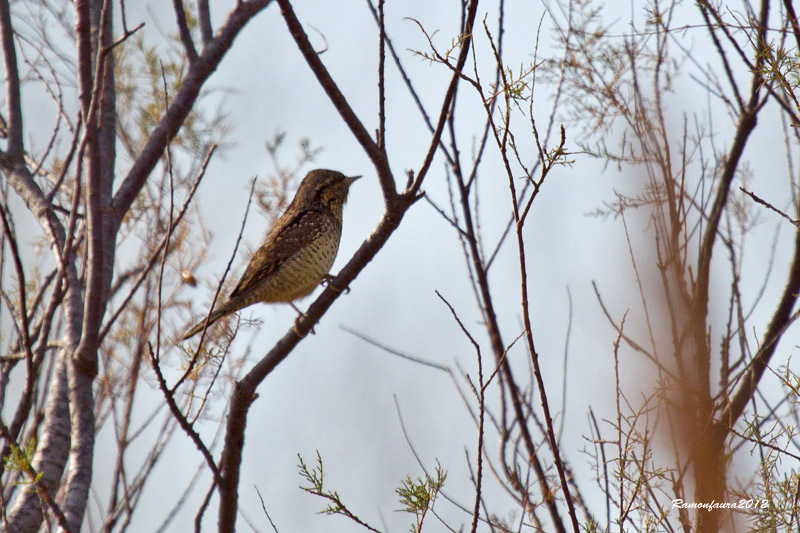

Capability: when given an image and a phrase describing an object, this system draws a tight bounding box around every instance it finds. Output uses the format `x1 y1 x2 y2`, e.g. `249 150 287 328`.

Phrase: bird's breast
258 223 342 303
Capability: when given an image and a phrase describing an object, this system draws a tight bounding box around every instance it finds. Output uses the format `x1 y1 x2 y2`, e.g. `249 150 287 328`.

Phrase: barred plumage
182 169 359 340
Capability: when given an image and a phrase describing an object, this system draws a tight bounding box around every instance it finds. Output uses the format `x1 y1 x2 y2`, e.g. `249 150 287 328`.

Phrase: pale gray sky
6 0 797 531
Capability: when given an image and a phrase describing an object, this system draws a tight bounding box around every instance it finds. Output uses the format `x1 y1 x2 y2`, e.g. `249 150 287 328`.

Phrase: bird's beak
345 175 362 186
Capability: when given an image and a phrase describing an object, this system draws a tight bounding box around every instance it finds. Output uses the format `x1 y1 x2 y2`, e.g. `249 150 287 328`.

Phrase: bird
182 169 360 340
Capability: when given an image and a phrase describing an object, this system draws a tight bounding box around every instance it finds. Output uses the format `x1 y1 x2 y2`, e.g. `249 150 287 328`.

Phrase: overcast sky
7 0 798 531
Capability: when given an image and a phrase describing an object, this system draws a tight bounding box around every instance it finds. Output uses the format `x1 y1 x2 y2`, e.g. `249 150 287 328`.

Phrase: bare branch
173 0 199 62
0 0 23 158
197 0 213 44
275 0 392 200
112 0 272 224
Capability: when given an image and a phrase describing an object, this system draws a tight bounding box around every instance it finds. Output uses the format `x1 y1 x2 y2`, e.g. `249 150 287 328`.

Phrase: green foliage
395 463 446 533
488 64 537 107
756 41 800 123
298 451 381 532
3 438 42 489
757 43 800 89
407 19 469 66
298 451 448 533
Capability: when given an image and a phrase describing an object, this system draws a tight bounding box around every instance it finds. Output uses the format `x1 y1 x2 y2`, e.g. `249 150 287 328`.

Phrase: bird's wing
228 208 330 300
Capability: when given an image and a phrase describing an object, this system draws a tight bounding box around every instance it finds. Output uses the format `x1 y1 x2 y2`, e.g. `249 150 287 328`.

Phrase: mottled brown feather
182 169 357 340
229 207 336 301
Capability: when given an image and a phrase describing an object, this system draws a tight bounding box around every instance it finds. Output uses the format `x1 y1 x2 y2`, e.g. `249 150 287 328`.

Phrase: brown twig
739 186 800 227
216 2 481 529
173 0 199 62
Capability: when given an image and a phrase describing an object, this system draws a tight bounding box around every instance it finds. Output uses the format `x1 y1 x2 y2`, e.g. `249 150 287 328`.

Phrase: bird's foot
291 303 315 336
321 274 350 294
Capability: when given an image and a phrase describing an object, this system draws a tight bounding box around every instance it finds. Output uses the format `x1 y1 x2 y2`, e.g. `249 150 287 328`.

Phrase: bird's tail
182 307 230 340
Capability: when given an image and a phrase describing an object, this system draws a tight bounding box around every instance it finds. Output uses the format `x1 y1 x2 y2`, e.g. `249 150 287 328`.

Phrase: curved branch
276 0 393 200
217 2 481 530
111 0 273 226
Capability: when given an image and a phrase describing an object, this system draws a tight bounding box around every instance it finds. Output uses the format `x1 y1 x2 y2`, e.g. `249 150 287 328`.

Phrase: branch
173 0 199 62
434 291 485 533
721 226 800 430
99 146 216 342
112 0 272 225
0 203 33 367
409 1 480 197
363 0 453 165
147 343 221 483
217 195 416 531
62 3 106 527
0 0 23 158
438 8 569 527
216 3 481 530
197 0 213 44
739 187 800 227
377 0 386 152
275 0 393 200
692 0 768 324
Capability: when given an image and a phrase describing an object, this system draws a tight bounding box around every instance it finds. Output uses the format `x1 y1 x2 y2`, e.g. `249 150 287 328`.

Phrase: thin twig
739 186 800 227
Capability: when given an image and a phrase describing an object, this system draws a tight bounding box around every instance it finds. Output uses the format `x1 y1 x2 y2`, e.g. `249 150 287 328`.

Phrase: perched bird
182 169 360 340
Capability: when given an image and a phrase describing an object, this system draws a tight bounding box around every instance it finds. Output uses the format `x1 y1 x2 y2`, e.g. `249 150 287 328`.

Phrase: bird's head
296 169 360 214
